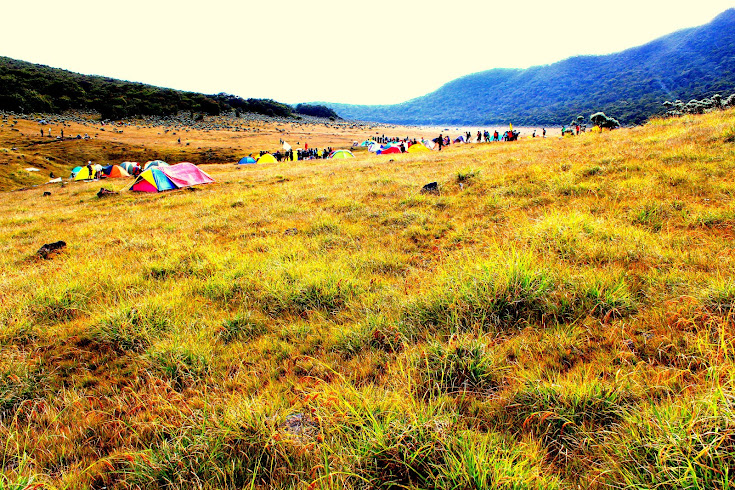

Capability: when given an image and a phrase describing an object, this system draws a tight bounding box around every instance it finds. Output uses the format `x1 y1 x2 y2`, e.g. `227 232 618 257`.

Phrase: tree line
0 57 339 121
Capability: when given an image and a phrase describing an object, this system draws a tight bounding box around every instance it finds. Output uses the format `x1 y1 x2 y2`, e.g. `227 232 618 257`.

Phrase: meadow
1 110 735 489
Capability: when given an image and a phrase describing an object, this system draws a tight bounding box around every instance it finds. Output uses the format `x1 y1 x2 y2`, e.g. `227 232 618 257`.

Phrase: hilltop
324 9 735 126
2 107 735 488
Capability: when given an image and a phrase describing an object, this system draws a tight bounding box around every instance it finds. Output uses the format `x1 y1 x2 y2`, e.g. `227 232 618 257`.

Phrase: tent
130 168 176 192
453 135 466 143
143 160 168 170
377 146 401 155
162 162 215 188
120 161 140 174
359 140 373 146
368 143 381 153
329 150 354 159
238 156 256 164
70 166 82 179
101 165 131 178
73 164 103 181
130 162 214 193
407 143 430 153
257 153 277 164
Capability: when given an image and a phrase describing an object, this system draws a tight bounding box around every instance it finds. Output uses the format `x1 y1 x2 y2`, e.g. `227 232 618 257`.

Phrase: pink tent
160 162 215 188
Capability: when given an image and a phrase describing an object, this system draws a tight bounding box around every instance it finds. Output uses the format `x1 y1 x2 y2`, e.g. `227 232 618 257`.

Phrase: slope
2 108 735 488
325 8 735 126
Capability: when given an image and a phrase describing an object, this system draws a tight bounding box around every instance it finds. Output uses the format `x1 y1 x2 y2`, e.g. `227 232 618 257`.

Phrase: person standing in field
438 134 443 151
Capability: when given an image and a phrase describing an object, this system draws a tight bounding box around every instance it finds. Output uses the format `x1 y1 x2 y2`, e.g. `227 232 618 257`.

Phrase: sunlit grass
2 109 735 488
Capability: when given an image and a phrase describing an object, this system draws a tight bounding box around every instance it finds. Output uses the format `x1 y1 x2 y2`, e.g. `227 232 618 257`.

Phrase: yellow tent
257 153 277 164
407 143 430 153
73 164 103 181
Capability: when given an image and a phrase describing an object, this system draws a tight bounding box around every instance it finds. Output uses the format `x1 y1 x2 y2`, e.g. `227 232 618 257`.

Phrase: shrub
590 112 620 129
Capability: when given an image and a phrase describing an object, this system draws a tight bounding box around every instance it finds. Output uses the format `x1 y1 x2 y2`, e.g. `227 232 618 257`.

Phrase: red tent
378 146 401 155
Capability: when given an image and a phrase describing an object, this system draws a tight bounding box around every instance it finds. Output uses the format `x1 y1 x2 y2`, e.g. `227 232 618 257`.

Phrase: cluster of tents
237 149 355 165
69 161 215 193
356 140 434 155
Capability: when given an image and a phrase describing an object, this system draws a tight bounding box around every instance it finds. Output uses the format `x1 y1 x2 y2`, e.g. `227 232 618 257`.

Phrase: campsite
2 104 735 488
3 2 735 486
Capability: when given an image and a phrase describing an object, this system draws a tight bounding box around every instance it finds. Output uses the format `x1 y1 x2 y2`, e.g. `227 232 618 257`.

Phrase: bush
590 112 620 129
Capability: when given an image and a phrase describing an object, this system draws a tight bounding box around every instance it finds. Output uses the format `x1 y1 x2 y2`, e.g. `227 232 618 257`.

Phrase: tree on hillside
590 112 620 129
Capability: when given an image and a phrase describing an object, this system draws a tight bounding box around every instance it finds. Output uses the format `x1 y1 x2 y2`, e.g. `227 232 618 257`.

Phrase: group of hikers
433 129 527 150
262 147 334 162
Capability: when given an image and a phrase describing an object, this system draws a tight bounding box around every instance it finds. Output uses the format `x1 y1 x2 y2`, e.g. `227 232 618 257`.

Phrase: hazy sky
4 1 735 105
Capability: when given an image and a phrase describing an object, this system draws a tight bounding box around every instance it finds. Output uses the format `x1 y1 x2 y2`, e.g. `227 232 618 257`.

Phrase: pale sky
3 1 735 105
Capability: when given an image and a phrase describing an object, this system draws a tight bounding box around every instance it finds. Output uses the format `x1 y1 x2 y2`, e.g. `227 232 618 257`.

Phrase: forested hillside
325 9 735 126
0 57 337 121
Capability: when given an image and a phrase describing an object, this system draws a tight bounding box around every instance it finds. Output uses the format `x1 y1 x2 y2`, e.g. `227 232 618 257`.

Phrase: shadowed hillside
324 9 735 126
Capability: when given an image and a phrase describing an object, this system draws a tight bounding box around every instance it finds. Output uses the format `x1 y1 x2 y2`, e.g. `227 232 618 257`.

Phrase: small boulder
421 182 439 194
37 241 66 259
97 188 118 198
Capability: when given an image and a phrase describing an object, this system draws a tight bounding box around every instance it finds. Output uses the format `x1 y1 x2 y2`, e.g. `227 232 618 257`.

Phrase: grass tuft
414 338 501 399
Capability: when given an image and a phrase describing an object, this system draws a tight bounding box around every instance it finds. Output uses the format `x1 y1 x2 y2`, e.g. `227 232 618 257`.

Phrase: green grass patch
414 339 502 399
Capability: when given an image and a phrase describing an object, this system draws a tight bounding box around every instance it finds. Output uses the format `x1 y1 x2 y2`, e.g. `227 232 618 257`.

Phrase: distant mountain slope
0 57 339 121
324 9 735 126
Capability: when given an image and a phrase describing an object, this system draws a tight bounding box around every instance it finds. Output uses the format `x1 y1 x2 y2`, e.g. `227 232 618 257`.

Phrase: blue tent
238 156 257 164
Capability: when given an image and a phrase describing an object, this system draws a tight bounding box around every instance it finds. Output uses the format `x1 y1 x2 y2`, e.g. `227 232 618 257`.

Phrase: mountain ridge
321 9 735 126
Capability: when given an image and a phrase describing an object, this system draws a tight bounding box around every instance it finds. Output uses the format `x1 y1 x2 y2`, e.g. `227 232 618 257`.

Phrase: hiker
477 131 481 143
437 134 443 151
543 128 546 138
86 161 93 180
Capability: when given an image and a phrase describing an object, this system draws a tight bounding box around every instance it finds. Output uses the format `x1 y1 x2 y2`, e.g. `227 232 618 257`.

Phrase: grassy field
1 110 735 489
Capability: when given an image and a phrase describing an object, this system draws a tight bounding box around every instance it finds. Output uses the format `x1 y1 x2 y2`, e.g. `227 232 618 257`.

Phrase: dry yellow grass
1 110 735 489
